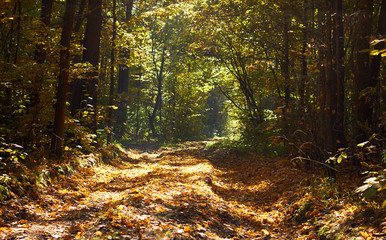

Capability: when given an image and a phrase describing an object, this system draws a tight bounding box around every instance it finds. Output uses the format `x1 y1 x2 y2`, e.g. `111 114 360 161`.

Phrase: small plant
354 135 386 206
355 170 386 206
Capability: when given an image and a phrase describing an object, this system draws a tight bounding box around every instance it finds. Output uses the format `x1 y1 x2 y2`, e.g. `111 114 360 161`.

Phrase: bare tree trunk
81 0 102 133
300 0 308 110
68 0 87 117
107 0 117 144
115 0 134 138
354 0 374 142
325 0 337 179
317 0 327 151
149 46 166 138
282 12 291 137
370 0 385 131
34 0 53 63
29 0 53 145
51 0 77 154
333 0 346 148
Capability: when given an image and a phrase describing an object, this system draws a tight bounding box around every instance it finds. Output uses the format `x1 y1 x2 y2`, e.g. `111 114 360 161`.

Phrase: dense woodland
0 0 385 239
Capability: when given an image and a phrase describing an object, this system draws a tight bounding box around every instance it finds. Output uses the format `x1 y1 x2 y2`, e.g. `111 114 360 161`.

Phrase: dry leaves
0 142 384 239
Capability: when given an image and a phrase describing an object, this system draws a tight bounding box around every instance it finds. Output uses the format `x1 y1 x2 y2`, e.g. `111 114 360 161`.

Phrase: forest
0 0 385 239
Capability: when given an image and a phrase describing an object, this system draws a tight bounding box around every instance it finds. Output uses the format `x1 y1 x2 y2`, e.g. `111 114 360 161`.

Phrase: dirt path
0 142 381 239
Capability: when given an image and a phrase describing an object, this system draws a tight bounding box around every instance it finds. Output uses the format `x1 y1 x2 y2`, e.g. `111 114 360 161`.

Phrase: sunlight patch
179 163 213 175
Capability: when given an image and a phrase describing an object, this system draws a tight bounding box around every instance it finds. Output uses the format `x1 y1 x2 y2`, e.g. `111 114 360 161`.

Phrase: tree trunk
317 0 327 151
68 0 86 117
149 46 166 138
323 0 346 180
135 77 141 136
115 0 134 138
300 0 308 110
354 0 374 142
81 0 102 133
107 0 117 144
282 12 291 135
51 0 77 154
370 0 385 131
34 0 53 64
333 0 346 148
325 0 336 179
29 0 53 145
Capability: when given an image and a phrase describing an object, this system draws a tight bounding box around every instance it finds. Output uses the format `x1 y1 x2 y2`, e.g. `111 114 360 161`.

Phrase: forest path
0 141 375 239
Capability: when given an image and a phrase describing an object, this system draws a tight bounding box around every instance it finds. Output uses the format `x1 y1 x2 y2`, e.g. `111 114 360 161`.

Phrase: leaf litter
0 141 384 239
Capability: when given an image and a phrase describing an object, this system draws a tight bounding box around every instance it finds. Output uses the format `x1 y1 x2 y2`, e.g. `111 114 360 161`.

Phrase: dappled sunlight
179 162 214 175
1 143 384 239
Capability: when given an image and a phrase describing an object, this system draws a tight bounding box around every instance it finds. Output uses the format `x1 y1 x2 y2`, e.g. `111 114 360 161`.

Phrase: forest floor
0 141 385 239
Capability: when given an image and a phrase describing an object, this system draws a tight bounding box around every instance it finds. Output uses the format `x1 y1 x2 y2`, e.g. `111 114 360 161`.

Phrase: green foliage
309 178 340 202
356 171 386 205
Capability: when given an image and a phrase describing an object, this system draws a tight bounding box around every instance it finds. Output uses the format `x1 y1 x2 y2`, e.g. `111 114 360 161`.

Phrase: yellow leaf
76 231 84 238
262 229 269 235
183 226 191 232
95 231 102 236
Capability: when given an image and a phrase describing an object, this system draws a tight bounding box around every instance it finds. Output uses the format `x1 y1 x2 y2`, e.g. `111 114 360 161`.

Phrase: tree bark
115 0 134 138
80 0 102 133
370 0 386 131
354 0 374 142
333 0 346 148
149 46 166 138
325 0 336 180
29 0 53 144
300 0 308 110
282 12 291 136
51 0 77 154
107 0 117 144
34 0 53 64
317 0 327 150
68 0 87 117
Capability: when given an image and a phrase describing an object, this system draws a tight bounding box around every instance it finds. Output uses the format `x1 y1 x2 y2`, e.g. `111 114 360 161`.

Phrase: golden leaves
0 143 383 239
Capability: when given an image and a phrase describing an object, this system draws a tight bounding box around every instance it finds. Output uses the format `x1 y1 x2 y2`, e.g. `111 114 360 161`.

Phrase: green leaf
363 188 377 198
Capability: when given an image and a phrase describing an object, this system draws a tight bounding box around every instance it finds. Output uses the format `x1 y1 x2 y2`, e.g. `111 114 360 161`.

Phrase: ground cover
0 142 384 239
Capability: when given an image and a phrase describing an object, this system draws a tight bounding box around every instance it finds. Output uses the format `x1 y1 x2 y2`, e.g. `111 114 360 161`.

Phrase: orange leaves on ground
0 142 384 239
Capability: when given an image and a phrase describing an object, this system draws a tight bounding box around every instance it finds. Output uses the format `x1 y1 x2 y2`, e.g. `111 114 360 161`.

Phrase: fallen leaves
0 142 384 239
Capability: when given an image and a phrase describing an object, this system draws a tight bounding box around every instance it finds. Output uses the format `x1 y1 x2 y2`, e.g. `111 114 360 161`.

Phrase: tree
148 45 166 138
70 0 103 133
28 0 54 144
353 0 374 142
300 0 308 110
107 0 117 144
34 0 53 64
51 0 77 154
332 0 346 149
370 0 386 131
115 0 134 139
